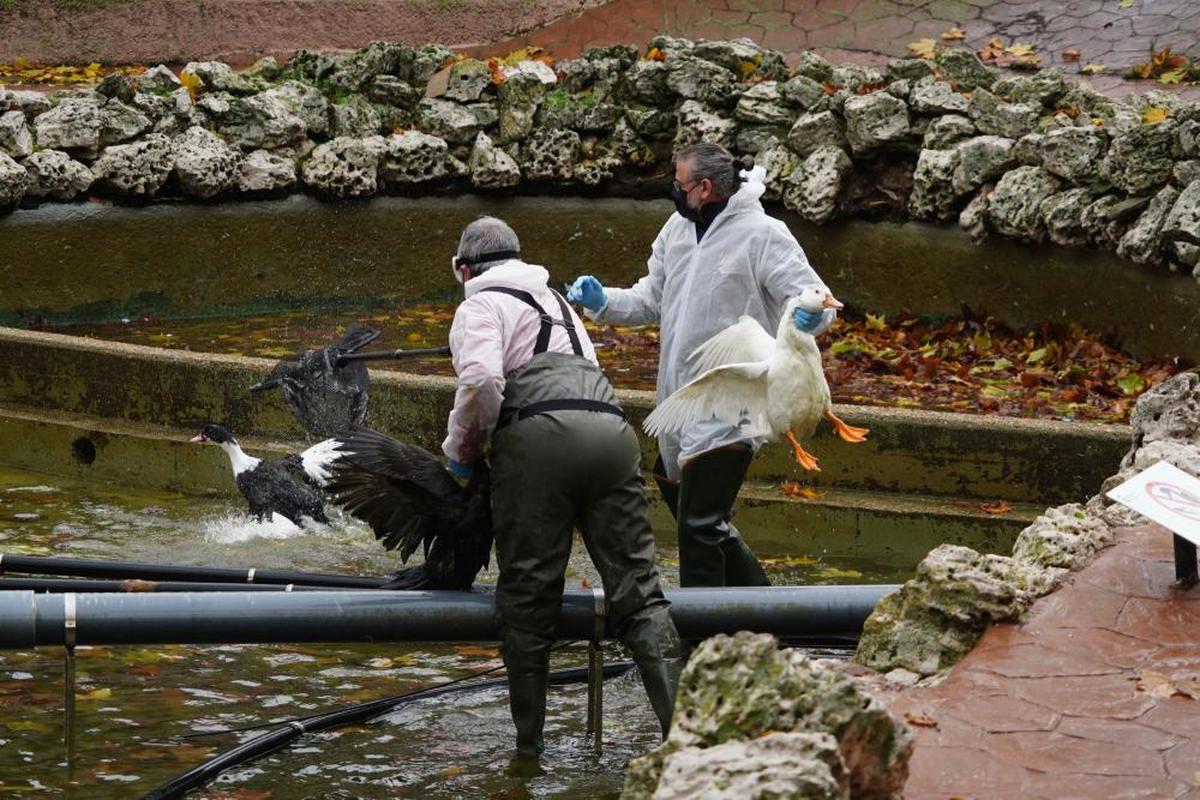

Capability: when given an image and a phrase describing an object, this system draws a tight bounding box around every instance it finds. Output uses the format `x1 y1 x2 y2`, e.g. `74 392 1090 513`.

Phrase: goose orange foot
785 430 821 472
824 410 869 443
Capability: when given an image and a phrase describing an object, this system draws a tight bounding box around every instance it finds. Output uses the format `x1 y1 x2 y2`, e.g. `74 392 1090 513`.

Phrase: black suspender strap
550 290 584 356
493 398 627 432
477 286 584 356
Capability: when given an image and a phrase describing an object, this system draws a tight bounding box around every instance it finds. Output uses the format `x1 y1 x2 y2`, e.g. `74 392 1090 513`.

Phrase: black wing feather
322 428 493 591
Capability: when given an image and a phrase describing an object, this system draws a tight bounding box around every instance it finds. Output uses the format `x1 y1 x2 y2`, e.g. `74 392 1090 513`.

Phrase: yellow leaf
12 56 31 70
865 312 887 331
1142 106 1169 125
1158 69 1186 85
178 70 201 103
1080 63 1107 75
1006 42 1036 57
907 39 938 60
940 26 965 41
80 687 112 700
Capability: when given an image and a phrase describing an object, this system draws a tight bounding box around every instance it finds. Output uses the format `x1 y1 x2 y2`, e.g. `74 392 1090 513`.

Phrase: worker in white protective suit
567 142 838 588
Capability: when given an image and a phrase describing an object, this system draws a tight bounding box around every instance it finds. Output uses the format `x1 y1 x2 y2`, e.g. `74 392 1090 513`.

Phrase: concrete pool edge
0 325 1129 505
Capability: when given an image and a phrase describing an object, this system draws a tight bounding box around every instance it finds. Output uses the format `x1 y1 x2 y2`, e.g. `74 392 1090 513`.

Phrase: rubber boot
506 667 548 760
623 609 684 738
677 446 770 588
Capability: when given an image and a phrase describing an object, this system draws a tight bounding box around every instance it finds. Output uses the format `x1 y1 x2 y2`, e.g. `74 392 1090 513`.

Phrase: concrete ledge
0 401 1035 563
0 326 1128 504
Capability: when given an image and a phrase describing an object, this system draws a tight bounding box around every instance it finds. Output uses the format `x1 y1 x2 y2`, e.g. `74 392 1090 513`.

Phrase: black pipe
0 554 388 589
334 345 452 365
0 586 893 648
144 662 636 800
0 577 345 593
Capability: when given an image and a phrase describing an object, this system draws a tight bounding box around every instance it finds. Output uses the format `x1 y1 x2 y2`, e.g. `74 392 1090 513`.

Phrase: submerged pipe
0 554 387 589
0 585 894 648
0 577 346 593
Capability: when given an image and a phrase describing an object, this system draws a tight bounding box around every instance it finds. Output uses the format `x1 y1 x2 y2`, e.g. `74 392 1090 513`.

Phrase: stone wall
2 38 1199 276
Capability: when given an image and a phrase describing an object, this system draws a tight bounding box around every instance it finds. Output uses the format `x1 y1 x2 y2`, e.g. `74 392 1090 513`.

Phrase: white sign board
1106 460 1200 546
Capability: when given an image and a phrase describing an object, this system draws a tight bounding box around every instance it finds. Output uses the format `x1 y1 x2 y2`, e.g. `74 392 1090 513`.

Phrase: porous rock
0 110 33 159
34 100 102 159
0 152 29 213
842 91 909 154
1011 503 1113 571
674 100 737 149
854 544 1063 676
907 148 961 222
377 130 451 185
1039 187 1094 247
1102 121 1177 195
921 114 975 150
100 98 153 146
986 165 1061 241
261 81 329 138
787 111 846 158
172 125 240 198
300 135 384 199
468 131 520 188
908 76 969 115
22 149 93 200
217 94 307 151
783 144 851 225
521 126 580 181
90 133 176 197
734 81 793 127
951 135 1016 195
1039 126 1107 183
624 632 912 800
235 149 296 193
1117 185 1179 265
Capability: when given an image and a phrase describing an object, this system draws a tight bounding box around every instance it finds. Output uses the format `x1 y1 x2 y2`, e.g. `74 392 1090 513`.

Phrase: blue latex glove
566 275 607 311
448 459 474 481
792 307 823 333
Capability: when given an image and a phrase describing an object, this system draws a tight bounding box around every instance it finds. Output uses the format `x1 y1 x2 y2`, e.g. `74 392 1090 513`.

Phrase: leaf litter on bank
58 303 1185 424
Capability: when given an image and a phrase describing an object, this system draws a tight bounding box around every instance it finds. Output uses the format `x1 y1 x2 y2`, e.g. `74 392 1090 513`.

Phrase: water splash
201 512 311 543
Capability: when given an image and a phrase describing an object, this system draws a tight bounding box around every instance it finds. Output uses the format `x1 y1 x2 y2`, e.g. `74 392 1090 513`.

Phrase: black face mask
670 184 703 223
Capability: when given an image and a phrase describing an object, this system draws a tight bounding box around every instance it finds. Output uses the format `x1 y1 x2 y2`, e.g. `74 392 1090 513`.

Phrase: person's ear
699 177 714 201
461 265 473 282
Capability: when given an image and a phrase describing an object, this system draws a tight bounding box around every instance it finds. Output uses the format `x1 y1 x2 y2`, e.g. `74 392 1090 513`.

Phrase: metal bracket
585 586 607 753
63 594 77 765
246 568 257 584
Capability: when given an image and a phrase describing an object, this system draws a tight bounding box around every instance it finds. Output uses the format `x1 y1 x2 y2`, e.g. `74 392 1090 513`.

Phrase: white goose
643 286 868 471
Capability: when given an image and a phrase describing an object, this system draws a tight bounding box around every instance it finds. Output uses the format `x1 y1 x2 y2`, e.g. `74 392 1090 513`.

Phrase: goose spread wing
688 316 776 375
643 361 771 437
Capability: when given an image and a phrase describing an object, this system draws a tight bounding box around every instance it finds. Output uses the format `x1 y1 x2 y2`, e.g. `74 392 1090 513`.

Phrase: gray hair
675 143 754 200
456 216 521 273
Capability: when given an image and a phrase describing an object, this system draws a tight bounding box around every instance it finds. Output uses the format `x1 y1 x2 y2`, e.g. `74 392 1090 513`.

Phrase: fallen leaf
440 765 467 778
1135 670 1200 699
780 481 827 500
1062 48 1082 62
454 644 500 658
644 47 666 62
1116 373 1147 396
904 711 938 728
1158 69 1187 85
79 687 112 700
940 26 965 41
907 39 938 60
1006 42 1037 57
979 501 1013 515
1080 63 1107 75
865 312 887 331
1142 106 1170 125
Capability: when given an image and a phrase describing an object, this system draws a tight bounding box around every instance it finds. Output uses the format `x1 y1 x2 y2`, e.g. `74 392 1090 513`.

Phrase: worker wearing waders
567 142 838 588
442 216 683 761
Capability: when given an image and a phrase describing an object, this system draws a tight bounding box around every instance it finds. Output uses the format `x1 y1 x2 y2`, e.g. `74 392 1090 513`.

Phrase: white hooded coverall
588 167 835 480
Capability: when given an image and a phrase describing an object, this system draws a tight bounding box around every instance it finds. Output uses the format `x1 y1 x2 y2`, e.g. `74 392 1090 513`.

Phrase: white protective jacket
589 167 835 480
442 260 599 465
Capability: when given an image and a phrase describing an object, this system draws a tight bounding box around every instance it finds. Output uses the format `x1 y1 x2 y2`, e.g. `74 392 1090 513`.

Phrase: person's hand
448 458 474 480
792 306 823 333
566 276 607 311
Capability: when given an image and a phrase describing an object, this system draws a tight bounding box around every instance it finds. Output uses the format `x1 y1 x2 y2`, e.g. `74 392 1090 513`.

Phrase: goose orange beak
189 434 207 443
822 293 844 310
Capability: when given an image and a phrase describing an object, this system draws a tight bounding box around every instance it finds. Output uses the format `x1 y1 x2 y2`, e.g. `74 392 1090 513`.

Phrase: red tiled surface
884 525 1200 799
470 0 1200 101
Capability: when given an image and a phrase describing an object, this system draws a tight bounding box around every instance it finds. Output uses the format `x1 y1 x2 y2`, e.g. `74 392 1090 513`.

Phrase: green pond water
0 465 898 798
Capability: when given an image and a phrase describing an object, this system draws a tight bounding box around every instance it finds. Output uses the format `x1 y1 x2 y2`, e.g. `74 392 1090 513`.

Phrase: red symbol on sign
1145 481 1200 523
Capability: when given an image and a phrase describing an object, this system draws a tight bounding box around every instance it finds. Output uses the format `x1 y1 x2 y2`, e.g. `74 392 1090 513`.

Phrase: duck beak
189 434 207 443
822 293 844 310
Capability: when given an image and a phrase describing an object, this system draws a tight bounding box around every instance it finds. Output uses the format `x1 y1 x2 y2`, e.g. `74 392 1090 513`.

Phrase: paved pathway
473 0 1200 99
870 524 1200 798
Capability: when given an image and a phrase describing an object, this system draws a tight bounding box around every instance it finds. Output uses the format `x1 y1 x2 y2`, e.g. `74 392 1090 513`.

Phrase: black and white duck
300 428 493 591
190 424 330 527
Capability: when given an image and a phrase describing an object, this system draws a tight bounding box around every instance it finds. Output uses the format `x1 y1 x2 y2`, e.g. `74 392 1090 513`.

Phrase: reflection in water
0 466 888 797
